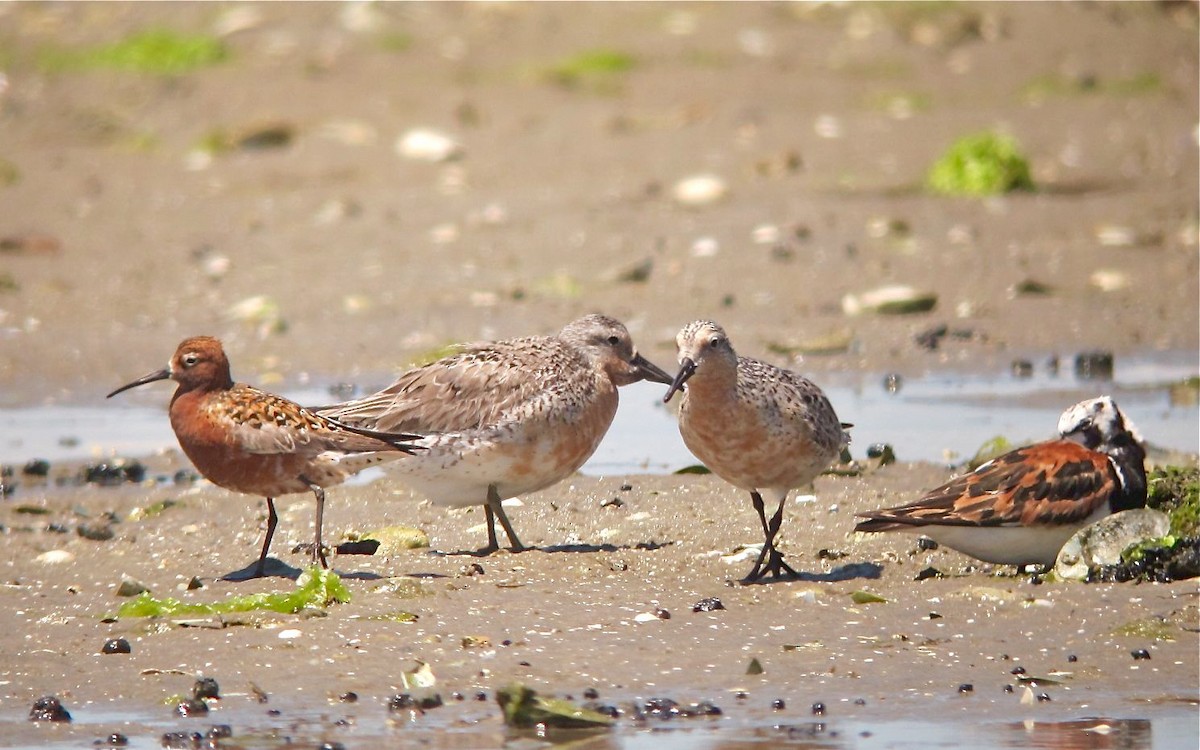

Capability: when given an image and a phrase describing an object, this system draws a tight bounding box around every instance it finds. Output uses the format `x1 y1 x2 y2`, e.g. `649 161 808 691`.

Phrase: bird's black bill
631 353 674 386
106 368 171 398
663 358 696 403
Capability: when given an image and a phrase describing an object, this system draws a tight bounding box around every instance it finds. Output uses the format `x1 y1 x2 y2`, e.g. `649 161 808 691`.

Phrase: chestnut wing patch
856 440 1114 530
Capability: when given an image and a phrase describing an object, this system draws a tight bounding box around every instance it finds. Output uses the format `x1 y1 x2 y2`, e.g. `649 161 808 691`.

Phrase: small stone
843 285 937 316
811 701 825 715
772 699 786 710
101 637 131 655
1011 666 1026 675
654 607 671 620
672 174 729 207
958 683 974 694
1074 351 1114 380
37 549 74 565
1036 692 1052 703
103 733 129 746
175 698 208 717
193 677 220 700
917 537 939 551
1003 684 1014 693
29 696 71 722
1011 360 1034 378
396 128 463 162
338 691 358 703
1131 649 1151 660
583 688 599 700
115 577 150 597
692 597 725 612
77 523 115 541
1067 654 1078 663
22 459 50 476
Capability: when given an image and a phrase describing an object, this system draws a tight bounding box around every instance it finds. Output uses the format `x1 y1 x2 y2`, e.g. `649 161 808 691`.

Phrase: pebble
672 175 728 207
29 696 71 722
37 550 74 565
193 677 220 700
1131 649 1151 660
395 128 464 162
101 637 131 654
692 597 725 612
1073 351 1114 380
842 285 937 316
175 698 208 717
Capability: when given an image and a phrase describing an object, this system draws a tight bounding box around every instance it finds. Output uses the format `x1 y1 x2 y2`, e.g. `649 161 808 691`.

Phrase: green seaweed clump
926 131 1034 196
115 567 350 618
543 49 635 90
44 28 227 75
497 683 614 730
1147 465 1200 537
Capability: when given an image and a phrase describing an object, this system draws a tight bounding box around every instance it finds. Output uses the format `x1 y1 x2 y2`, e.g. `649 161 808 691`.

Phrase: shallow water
5 708 1196 750
2 352 1196 473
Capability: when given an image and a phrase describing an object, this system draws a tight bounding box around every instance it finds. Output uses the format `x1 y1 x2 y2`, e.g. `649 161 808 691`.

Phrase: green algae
40 28 227 75
927 131 1034 196
497 682 614 730
114 568 350 618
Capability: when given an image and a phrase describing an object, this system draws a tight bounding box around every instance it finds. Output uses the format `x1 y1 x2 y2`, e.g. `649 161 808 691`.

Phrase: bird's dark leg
487 484 526 552
760 493 799 580
304 479 329 569
483 503 500 553
255 497 279 578
744 491 771 582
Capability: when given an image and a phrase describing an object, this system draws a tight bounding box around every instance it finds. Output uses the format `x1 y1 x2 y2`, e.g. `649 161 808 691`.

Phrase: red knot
107 336 422 577
316 314 673 553
663 320 850 582
855 396 1147 568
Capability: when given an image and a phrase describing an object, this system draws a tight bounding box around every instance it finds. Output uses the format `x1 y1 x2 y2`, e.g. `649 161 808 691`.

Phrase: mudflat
0 2 1196 747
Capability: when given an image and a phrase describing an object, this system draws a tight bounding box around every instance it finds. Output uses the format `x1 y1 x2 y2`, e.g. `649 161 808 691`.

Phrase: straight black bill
631 353 674 386
663 358 697 403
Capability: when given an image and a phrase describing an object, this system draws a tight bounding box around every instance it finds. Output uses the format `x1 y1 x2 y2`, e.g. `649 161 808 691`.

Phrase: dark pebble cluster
1092 537 1200 583
387 693 444 713
691 597 725 612
160 725 231 749
0 457 199 498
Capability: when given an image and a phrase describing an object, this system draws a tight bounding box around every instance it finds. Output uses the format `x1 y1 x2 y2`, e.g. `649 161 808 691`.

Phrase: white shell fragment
396 128 464 163
672 174 728 207
37 550 74 565
842 285 938 316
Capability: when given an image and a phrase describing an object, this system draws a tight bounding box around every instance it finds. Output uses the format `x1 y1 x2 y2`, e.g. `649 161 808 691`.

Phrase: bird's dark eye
709 336 722 348
607 335 620 346
182 353 199 367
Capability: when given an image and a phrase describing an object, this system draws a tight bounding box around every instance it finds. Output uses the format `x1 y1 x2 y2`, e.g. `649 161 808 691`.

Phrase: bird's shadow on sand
430 540 674 557
743 561 885 586
218 558 388 582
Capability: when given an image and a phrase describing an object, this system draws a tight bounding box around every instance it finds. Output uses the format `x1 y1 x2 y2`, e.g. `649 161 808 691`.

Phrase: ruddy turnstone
663 320 850 582
108 336 422 576
854 396 1147 567
316 314 673 553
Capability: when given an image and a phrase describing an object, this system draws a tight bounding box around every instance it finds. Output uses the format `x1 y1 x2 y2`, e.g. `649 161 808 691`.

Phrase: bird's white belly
380 427 600 508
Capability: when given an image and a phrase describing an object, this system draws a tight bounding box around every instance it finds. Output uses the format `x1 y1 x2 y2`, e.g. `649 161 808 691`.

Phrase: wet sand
0 2 1197 747
1 457 1198 747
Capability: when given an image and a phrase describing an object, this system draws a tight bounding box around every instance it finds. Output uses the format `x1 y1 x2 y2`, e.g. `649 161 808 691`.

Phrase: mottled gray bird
664 320 850 582
318 314 673 553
